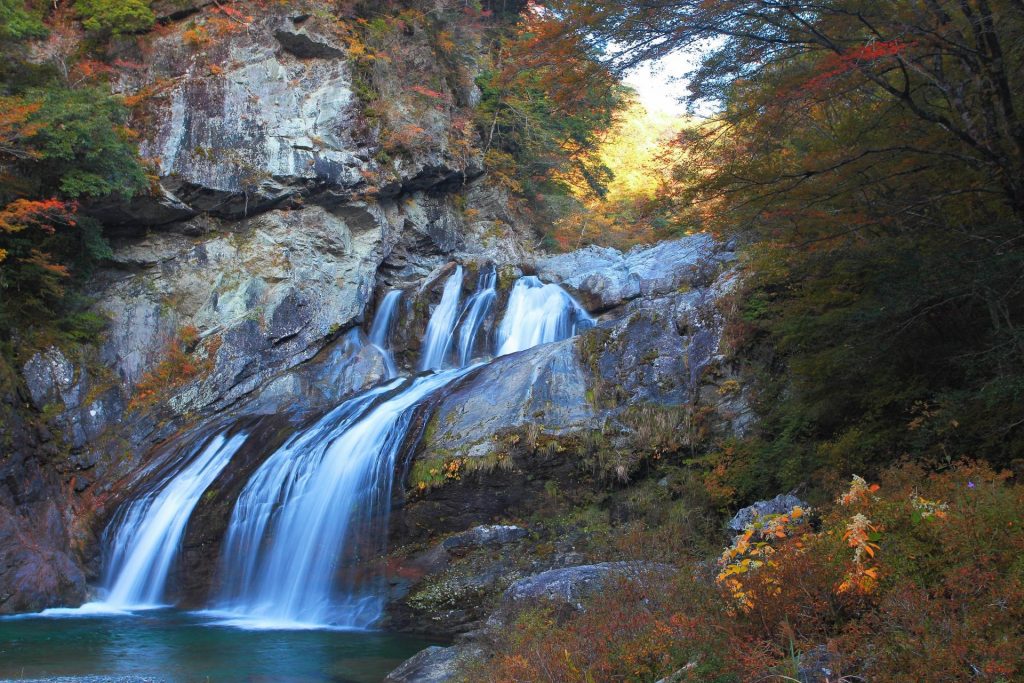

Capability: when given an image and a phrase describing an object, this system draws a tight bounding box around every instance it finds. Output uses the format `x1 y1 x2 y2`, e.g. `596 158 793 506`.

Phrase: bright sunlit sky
622 44 720 118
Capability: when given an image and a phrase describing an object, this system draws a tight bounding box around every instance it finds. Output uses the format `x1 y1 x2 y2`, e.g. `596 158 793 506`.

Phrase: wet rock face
591 279 729 407
0 385 86 613
21 347 125 455
425 339 597 459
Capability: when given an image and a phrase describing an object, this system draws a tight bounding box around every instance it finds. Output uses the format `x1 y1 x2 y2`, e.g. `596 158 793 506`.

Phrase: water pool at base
0 610 441 682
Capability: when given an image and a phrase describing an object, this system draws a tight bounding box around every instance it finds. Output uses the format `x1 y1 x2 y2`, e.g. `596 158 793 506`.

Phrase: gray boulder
535 233 720 310
504 562 667 609
384 644 485 683
728 494 808 531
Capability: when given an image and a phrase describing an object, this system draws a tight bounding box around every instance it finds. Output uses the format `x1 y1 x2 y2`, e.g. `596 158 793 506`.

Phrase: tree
475 6 625 244
0 0 47 40
0 84 146 340
542 0 1024 489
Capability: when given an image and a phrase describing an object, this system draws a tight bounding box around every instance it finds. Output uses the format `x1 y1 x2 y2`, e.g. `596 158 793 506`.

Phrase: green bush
0 0 47 39
74 0 154 35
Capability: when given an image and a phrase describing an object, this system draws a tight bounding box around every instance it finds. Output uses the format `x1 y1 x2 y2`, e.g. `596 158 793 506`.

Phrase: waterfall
212 273 590 628
214 371 468 628
89 266 594 629
368 290 402 378
418 266 463 371
456 265 497 366
99 431 248 609
496 276 593 356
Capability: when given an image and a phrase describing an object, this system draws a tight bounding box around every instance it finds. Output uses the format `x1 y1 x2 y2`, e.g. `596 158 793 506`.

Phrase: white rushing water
368 290 402 378
497 276 593 356
214 371 468 629
418 266 463 371
88 266 594 629
98 431 248 610
456 265 497 366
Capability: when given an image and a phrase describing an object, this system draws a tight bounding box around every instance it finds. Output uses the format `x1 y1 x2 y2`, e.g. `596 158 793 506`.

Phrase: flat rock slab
504 561 671 608
384 644 484 683
441 525 528 551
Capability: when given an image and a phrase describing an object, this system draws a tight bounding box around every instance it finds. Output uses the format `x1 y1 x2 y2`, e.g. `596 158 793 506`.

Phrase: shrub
74 0 154 35
474 463 1024 681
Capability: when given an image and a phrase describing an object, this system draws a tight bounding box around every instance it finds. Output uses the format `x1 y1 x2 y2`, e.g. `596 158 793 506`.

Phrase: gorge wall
0 0 747 619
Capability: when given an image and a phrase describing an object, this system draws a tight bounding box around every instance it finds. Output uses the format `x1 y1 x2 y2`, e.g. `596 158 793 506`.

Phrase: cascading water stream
210 269 591 628
368 290 402 378
497 276 593 356
215 380 402 627
214 369 470 629
456 265 497 366
98 431 248 610
418 266 463 371
86 265 591 629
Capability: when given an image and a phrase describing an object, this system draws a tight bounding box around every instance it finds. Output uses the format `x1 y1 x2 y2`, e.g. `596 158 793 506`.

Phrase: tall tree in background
551 0 1024 494
476 4 624 244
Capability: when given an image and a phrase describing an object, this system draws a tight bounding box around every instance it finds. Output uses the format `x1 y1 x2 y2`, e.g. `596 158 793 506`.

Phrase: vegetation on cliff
0 4 148 354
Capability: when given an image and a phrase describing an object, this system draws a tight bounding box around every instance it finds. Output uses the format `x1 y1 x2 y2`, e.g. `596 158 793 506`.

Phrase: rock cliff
0 1 745 620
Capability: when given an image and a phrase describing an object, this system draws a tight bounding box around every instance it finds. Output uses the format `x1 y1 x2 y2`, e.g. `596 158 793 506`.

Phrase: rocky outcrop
113 13 363 221
536 233 726 311
728 493 808 531
100 8 490 225
384 643 485 683
424 339 597 459
0 368 87 613
94 203 390 409
412 238 739 469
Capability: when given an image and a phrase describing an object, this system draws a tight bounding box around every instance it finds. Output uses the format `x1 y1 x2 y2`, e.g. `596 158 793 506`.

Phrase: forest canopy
531 0 1024 493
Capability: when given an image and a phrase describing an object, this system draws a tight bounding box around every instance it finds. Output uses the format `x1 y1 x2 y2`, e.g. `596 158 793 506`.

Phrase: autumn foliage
474 463 1024 682
0 3 147 346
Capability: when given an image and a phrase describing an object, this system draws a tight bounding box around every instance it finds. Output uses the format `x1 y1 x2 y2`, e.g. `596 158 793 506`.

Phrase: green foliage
74 0 154 35
474 11 624 231
1 83 146 350
0 0 46 39
24 87 147 199
476 62 620 198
